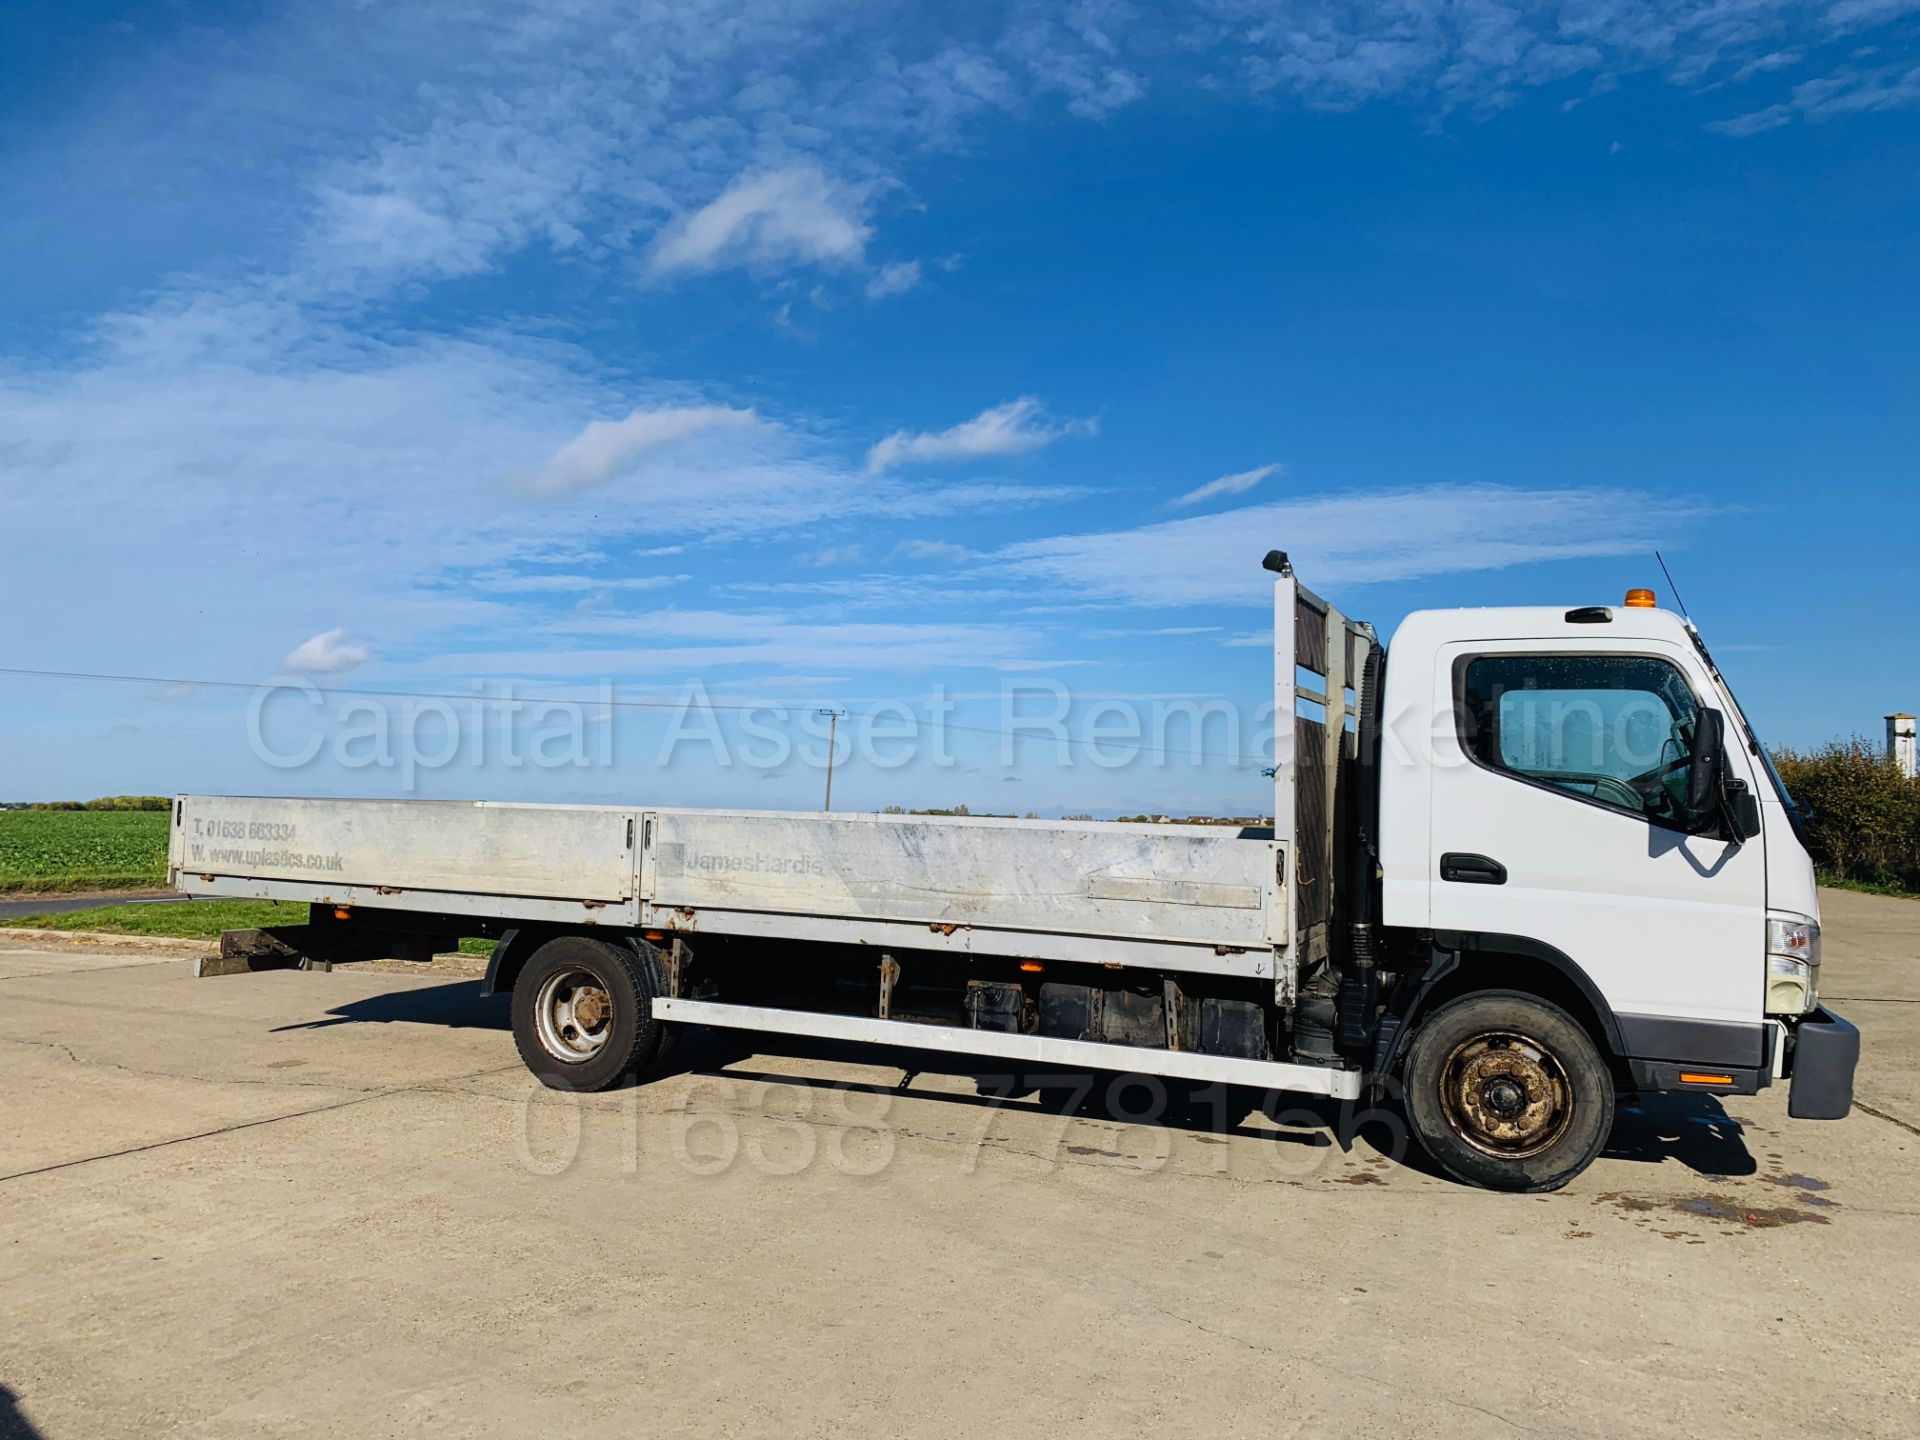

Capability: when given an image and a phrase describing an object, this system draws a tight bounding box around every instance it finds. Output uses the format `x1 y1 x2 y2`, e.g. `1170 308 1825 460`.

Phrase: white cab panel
1423 636 1766 1026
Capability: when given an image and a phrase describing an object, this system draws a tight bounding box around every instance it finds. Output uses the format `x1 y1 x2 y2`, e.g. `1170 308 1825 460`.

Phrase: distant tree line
881 805 1037 819
1 796 172 812
873 805 1261 825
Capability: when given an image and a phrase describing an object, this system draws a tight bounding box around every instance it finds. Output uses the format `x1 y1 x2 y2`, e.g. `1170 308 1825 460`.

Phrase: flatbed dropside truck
175 552 1858 1190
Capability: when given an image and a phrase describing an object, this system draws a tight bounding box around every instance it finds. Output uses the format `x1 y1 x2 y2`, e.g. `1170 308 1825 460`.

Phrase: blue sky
1 0 1915 815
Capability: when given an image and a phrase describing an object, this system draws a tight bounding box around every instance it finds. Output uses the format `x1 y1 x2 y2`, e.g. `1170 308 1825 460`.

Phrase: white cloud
283 628 370 674
433 609 1058 675
468 572 690 594
890 538 977 563
1001 12 1147 119
1794 61 1920 118
638 544 687 557
998 484 1704 607
0 294 1088 700
1707 103 1795 135
865 260 923 300
1732 51 1802 84
511 406 759 497
866 397 1097 474
1710 60 1920 135
804 545 865 567
647 166 871 280
1085 626 1223 639
512 545 608 566
718 574 1036 611
2 1 1905 337
1825 0 1920 26
1172 462 1281 508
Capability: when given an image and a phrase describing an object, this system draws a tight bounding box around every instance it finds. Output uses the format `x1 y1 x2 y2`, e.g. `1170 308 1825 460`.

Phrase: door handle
1440 852 1507 885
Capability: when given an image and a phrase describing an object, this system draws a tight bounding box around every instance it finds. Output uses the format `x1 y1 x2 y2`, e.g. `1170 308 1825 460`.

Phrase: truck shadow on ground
696 1042 1757 1182
284 979 1758 1182
0 1384 45 1440
1604 1094 1758 1177
271 974 512 1032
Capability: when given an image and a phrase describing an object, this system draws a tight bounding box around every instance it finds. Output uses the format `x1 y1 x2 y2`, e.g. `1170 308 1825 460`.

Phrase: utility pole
817 708 847 810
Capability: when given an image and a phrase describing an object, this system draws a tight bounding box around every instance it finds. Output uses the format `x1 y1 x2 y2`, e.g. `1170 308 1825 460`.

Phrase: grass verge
4 899 496 953
1818 874 1920 901
5 900 312 938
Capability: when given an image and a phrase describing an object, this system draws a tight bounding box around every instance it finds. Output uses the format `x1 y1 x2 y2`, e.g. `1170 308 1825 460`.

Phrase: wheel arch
1381 931 1628 1081
482 927 661 999
480 926 539 999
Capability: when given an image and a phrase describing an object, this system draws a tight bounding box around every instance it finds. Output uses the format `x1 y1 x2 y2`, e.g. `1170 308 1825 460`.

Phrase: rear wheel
1403 990 1614 1192
512 935 666 1091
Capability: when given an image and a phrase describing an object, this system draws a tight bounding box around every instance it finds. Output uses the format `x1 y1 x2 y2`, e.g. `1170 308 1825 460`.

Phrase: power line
0 665 1272 766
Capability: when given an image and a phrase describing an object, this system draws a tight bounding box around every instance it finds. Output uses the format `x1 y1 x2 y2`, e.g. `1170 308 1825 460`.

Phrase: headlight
1766 916 1821 1016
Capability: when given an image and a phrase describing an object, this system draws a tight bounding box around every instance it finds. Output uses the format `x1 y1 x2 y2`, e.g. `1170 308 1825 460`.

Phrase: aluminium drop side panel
644 809 1276 950
174 796 637 904
178 872 643 927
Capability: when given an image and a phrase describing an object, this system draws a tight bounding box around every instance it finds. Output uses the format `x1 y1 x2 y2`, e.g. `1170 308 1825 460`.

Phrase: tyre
1402 990 1615 1193
511 935 667 1092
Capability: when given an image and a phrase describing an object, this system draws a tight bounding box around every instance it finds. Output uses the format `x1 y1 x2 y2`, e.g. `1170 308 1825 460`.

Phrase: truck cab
1351 590 1856 1188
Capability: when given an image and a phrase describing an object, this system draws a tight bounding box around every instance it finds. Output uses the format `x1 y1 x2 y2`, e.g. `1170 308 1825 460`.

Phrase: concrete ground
1 889 1916 1439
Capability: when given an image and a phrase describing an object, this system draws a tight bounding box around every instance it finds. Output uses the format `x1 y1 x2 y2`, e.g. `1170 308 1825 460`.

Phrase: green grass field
0 809 170 894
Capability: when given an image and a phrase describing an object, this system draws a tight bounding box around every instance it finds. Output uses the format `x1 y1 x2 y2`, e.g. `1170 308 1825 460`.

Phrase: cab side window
1459 655 1700 826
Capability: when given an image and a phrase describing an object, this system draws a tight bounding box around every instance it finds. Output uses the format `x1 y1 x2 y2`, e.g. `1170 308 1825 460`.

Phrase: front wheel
1403 991 1614 1192
511 935 667 1091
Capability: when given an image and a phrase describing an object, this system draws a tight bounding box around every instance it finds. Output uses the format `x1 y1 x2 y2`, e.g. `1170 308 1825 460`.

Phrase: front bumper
1784 1006 1859 1120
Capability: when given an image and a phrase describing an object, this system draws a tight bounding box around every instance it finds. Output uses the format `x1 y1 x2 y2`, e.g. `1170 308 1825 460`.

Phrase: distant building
1890 713 1918 779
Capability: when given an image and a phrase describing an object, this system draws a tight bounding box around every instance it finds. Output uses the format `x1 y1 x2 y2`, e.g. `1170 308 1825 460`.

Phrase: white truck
172 552 1858 1191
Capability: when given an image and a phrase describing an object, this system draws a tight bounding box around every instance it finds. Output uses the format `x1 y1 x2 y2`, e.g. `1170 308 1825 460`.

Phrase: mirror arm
1714 784 1743 845
1720 778 1761 844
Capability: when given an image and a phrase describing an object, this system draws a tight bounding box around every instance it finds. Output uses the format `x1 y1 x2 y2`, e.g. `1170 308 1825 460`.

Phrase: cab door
1426 640 1765 1029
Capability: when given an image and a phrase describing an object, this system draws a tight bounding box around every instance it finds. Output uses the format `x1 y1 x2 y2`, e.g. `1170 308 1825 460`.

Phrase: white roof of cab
1387 605 1695 651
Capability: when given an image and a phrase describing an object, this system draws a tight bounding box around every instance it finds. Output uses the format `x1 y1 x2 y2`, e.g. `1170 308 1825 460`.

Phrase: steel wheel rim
533 967 615 1063
1437 1029 1574 1160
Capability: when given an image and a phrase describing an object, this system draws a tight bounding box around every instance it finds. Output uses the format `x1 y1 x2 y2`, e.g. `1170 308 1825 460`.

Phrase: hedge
1771 739 1920 893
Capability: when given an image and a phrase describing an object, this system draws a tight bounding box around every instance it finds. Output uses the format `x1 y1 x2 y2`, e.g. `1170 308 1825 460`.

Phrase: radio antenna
1654 550 1691 620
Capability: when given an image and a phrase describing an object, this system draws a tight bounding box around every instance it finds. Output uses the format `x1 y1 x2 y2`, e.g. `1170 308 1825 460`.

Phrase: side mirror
1685 708 1726 833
